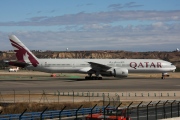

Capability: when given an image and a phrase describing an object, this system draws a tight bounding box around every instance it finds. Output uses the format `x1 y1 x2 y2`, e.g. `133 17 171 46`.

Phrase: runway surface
0 73 180 119
0 77 180 92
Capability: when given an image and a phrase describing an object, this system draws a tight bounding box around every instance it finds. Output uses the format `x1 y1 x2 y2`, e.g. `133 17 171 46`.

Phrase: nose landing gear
161 73 170 79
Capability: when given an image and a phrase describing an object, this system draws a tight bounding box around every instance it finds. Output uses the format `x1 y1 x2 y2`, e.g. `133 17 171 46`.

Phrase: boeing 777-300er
7 35 176 80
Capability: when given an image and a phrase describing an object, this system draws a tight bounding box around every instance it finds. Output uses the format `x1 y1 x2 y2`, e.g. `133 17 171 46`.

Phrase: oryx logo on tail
9 35 39 67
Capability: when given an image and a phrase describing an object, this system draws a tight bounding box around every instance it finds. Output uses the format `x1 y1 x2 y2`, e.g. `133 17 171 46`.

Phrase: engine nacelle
101 68 128 78
113 68 128 78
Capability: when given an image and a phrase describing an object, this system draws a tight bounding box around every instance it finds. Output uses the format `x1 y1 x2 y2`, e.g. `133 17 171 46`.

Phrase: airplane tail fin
9 35 39 67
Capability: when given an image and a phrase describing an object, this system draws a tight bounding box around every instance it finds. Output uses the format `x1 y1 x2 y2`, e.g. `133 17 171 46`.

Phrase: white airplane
9 67 19 72
7 35 176 79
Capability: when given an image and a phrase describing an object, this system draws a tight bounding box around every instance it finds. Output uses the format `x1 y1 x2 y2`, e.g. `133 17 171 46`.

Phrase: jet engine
101 68 128 78
113 68 128 77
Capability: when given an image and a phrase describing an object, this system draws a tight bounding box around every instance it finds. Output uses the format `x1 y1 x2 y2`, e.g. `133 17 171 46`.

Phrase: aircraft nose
172 65 176 72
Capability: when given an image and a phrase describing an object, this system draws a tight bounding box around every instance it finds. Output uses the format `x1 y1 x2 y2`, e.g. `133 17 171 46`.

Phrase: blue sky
0 0 180 51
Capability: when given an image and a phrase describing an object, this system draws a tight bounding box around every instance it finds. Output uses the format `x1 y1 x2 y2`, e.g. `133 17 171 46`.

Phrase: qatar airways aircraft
7 35 176 80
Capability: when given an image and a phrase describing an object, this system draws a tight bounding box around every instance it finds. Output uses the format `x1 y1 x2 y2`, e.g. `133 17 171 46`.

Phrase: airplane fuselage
8 35 176 79
27 59 176 73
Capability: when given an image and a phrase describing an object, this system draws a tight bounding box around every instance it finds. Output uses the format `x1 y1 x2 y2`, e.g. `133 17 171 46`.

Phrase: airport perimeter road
0 77 180 92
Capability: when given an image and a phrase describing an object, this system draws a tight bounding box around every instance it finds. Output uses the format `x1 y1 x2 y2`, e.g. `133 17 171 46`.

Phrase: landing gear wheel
85 76 103 80
97 77 102 80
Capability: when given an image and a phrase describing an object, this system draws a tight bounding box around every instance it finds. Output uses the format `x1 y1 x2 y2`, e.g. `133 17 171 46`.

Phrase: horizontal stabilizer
5 60 30 68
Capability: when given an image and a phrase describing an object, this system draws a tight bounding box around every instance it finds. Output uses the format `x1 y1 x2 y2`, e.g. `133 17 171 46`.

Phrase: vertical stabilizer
9 35 39 67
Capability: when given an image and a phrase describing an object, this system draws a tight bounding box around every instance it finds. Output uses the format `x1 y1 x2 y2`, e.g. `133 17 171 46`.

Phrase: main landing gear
85 76 102 80
85 72 102 80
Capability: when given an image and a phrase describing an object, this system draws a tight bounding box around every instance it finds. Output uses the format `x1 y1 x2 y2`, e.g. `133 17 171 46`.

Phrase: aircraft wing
88 62 111 71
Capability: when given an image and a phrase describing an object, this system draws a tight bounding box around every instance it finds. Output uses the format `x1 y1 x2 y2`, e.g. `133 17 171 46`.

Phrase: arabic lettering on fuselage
130 62 162 69
109 61 125 64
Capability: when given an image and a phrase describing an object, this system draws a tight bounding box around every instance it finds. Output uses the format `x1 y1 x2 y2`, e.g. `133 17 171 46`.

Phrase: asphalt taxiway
0 77 180 92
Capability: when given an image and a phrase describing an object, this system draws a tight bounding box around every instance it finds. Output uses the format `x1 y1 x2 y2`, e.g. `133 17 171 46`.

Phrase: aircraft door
72 62 76 68
45 62 48 67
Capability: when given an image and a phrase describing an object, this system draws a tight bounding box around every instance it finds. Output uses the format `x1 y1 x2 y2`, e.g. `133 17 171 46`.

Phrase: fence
0 90 121 104
1 90 180 119
0 90 179 104
0 100 180 120
129 100 180 120
0 106 111 120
